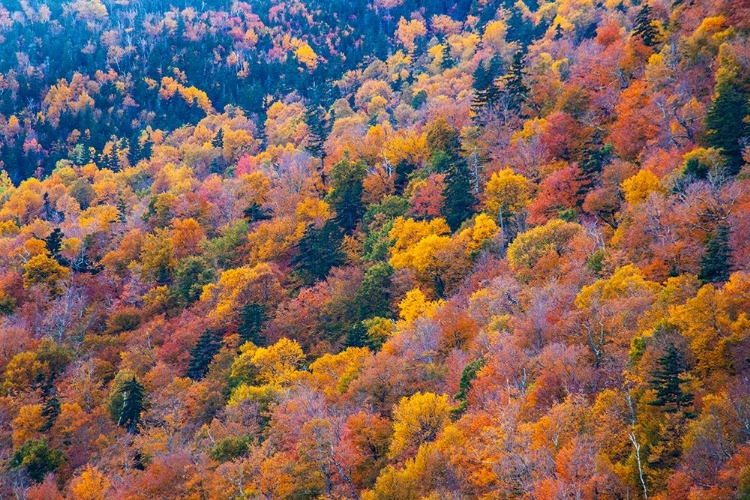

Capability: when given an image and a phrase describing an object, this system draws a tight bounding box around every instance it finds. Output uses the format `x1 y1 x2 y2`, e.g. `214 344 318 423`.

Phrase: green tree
10 439 64 483
326 158 367 234
238 303 267 345
698 225 732 284
188 330 223 380
441 158 476 231
292 221 345 285
115 377 145 434
633 3 659 47
649 345 694 414
705 80 750 173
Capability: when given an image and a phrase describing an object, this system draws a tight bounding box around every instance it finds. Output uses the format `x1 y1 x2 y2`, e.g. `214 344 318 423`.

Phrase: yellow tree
389 392 451 460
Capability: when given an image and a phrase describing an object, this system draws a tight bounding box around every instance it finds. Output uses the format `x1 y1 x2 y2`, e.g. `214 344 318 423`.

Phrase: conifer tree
441 158 476 231
238 303 267 345
117 377 145 434
326 158 367 234
504 50 529 113
187 329 222 380
705 80 750 173
633 3 659 47
649 345 694 414
292 221 345 285
698 225 732 284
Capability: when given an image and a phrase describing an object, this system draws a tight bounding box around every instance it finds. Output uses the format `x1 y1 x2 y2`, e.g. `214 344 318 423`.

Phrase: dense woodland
0 0 749 498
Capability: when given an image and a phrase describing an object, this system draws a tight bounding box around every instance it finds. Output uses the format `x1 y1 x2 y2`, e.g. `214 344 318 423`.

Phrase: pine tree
292 220 345 285
326 158 367 234
504 50 529 113
452 358 485 418
45 228 68 266
40 396 60 432
705 80 750 173
649 345 694 414
127 134 141 167
441 157 477 231
117 377 145 434
187 329 222 380
238 303 266 345
212 128 224 149
633 3 659 47
698 225 732 284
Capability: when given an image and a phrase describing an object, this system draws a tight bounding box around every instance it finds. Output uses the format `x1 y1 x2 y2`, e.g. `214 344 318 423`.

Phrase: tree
633 3 659 47
650 345 694 414
699 224 732 284
10 439 64 483
441 158 476 231
388 392 451 460
292 221 345 285
705 79 750 173
115 377 145 434
504 50 529 113
238 303 267 345
187 330 222 380
327 158 367 233
70 465 111 500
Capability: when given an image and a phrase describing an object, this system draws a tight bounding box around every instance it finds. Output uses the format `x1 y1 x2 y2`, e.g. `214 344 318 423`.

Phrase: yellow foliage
398 288 443 323
507 219 583 270
70 465 111 500
484 168 531 218
621 170 666 205
202 263 283 322
295 42 319 70
388 392 451 459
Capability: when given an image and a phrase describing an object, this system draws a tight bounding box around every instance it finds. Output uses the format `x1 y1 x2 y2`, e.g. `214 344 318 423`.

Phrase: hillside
0 0 749 498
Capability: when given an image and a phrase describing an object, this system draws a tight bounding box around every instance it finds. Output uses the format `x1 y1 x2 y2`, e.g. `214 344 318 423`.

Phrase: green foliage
327 158 368 234
210 436 252 463
173 256 215 306
698 225 732 284
188 330 223 380
292 220 345 285
705 79 750 173
10 439 64 483
649 345 694 414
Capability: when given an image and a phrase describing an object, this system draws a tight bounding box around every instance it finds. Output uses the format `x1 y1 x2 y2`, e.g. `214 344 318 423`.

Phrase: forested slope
0 0 749 498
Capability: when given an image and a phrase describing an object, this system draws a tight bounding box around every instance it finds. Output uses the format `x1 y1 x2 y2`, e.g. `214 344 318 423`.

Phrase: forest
0 0 749 498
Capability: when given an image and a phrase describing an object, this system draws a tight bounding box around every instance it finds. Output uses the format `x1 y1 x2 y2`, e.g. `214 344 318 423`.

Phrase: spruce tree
117 377 145 434
705 80 750 173
441 157 477 231
292 220 345 285
326 158 367 234
40 396 60 432
187 329 222 380
649 345 693 414
238 303 267 345
633 3 659 47
698 225 732 284
504 50 529 113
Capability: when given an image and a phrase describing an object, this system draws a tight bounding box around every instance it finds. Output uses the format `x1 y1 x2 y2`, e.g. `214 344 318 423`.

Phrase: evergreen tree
633 3 659 47
355 262 393 320
127 134 141 167
698 225 732 284
504 50 529 113
10 439 64 483
117 377 145 434
649 345 694 414
441 157 477 231
705 80 750 173
326 158 367 234
244 202 273 223
212 128 224 149
40 396 60 432
238 303 267 345
45 228 67 266
187 329 223 380
452 358 485 417
292 220 345 285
